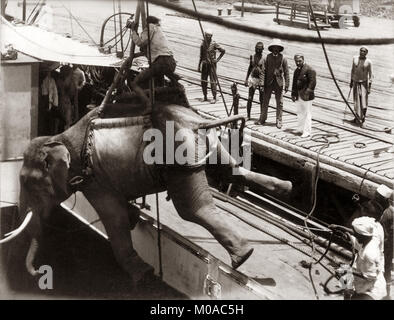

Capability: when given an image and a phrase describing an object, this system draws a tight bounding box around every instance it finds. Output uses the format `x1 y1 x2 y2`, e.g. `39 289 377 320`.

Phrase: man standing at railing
256 39 289 128
244 42 265 120
350 46 373 126
198 29 225 104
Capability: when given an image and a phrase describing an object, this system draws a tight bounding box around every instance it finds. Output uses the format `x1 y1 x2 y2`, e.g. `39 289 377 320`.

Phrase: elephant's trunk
25 238 40 276
18 187 44 276
166 167 253 269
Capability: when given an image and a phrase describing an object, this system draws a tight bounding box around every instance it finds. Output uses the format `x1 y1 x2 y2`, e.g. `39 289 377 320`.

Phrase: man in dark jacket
291 54 316 138
256 39 289 128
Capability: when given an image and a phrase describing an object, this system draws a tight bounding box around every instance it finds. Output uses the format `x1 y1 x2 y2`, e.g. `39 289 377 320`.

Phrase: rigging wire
118 0 124 55
112 0 118 52
307 1 361 125
68 1 74 37
144 0 163 280
58 1 98 46
26 0 43 24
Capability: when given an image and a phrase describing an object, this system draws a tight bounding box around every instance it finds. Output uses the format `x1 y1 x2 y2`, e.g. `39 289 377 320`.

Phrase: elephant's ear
42 142 71 198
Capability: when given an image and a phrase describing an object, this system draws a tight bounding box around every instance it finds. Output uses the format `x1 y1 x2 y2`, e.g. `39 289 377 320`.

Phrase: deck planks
181 80 394 195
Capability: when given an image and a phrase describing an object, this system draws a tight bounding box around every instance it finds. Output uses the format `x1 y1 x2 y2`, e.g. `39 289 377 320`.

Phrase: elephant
2 86 292 286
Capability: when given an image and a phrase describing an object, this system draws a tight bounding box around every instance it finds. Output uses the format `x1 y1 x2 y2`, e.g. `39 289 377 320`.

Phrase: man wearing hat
346 184 393 298
330 216 386 300
198 29 225 104
130 16 179 110
256 39 289 128
375 184 393 298
350 46 373 125
244 42 265 120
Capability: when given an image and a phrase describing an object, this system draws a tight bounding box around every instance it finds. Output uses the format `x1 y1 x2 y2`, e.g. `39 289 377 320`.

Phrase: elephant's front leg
166 167 253 269
82 184 153 285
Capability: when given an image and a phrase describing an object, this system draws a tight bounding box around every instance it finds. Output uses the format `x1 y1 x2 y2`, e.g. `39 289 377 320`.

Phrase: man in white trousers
291 54 316 138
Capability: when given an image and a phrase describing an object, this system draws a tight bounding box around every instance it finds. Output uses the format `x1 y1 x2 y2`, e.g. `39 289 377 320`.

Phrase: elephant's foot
276 180 292 196
230 246 254 270
129 255 155 286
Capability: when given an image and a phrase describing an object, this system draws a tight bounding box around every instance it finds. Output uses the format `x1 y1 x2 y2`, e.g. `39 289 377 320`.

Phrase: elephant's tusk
0 211 33 244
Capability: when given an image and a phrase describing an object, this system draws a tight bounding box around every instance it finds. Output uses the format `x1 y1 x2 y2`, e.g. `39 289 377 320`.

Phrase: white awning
1 16 146 68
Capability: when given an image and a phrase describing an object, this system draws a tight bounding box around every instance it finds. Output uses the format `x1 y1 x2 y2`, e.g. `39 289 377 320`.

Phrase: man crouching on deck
129 15 179 110
330 216 386 300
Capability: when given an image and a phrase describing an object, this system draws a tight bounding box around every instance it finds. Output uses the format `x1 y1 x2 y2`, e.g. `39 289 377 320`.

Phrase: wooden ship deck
178 76 393 201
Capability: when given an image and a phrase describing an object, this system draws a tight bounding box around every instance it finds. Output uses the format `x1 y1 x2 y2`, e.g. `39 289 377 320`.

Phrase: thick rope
147 0 394 45
118 0 124 55
307 0 362 125
301 131 340 299
145 0 163 279
112 0 118 52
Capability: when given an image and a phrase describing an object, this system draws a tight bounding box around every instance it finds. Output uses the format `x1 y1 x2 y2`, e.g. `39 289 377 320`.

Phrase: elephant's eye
43 159 50 171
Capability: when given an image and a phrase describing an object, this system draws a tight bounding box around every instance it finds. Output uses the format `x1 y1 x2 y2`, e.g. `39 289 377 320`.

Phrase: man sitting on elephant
129 16 180 110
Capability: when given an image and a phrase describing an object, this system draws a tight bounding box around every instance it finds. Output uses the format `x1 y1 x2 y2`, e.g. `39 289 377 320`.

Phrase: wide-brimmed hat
268 39 284 52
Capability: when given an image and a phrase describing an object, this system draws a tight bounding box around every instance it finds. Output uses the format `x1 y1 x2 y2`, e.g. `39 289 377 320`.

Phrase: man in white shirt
331 215 386 300
130 16 179 110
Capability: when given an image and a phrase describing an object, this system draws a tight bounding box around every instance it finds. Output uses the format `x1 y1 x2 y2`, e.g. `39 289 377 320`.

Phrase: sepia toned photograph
0 0 393 304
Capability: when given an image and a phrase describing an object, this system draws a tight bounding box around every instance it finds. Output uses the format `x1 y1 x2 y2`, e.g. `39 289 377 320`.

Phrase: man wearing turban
330 216 386 300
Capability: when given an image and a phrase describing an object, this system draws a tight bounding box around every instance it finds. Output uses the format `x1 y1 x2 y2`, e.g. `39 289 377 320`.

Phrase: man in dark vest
244 42 265 120
291 54 316 138
256 39 289 128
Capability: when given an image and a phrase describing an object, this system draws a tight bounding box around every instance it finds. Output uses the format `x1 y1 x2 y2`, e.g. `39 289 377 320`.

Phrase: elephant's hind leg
82 185 153 285
215 143 292 196
166 167 253 269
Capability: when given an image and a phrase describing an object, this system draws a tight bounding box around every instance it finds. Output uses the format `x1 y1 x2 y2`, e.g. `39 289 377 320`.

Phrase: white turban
376 184 392 199
205 29 213 35
352 216 376 237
